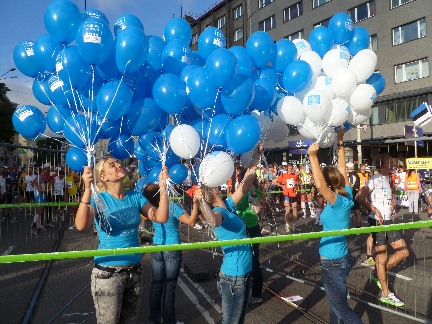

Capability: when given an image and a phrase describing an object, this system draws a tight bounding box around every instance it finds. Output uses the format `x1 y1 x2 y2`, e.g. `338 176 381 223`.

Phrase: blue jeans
149 250 182 324
320 254 363 324
217 272 251 324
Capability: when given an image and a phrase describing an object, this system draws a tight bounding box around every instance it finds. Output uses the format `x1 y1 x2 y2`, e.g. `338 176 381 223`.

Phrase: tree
0 82 17 143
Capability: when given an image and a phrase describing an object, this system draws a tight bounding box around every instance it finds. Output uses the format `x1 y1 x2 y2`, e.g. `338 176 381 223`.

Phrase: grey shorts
368 218 404 246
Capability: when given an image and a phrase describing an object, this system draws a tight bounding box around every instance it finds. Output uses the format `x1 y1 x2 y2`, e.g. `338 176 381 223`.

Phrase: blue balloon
77 18 113 65
123 70 147 100
57 46 92 89
147 167 162 184
229 46 254 77
152 74 187 114
46 105 65 134
189 51 205 67
329 12 354 45
274 39 298 73
180 65 199 84
12 105 46 138
221 75 254 116
308 26 334 58
195 94 224 120
191 119 209 140
164 18 192 44
114 14 144 37
65 147 87 172
205 48 238 88
32 74 52 105
116 27 148 74
141 65 161 98
81 9 109 25
251 78 276 112
225 115 261 154
79 69 104 98
98 117 121 139
138 162 148 177
127 98 161 135
108 134 134 159
63 115 99 148
161 124 175 140
186 67 218 109
346 27 370 56
146 36 166 71
134 141 147 160
44 0 81 45
198 27 226 59
138 132 163 160
162 39 192 76
169 164 188 184
207 114 232 147
13 41 44 77
134 176 148 192
366 72 386 95
246 31 275 69
283 60 313 93
97 80 133 121
165 149 181 167
34 34 62 72
96 42 121 80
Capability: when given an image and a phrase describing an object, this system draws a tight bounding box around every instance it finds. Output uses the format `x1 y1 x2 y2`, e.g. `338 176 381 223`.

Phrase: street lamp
0 67 17 81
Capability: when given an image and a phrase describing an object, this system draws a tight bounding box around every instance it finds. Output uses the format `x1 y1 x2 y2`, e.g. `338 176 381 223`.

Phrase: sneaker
36 225 46 232
248 296 263 305
380 293 404 307
370 273 382 290
9 217 18 224
285 224 291 233
31 227 38 235
291 225 301 232
46 221 56 228
193 223 203 230
364 256 376 267
69 224 77 230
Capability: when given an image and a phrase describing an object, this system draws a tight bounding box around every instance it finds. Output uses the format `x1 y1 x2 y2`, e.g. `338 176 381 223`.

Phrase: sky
0 0 220 111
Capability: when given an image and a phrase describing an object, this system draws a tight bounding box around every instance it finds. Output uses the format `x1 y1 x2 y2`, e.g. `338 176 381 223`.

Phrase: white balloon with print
348 51 376 82
199 151 234 187
302 89 332 123
351 107 372 125
297 117 323 140
328 98 351 127
331 68 358 98
350 84 377 113
292 39 312 58
169 124 201 159
317 128 337 148
277 96 305 125
300 51 322 77
322 48 350 78
267 114 289 143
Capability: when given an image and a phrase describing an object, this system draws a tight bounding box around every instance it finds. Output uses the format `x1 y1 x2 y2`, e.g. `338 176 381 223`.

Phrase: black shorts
284 195 299 204
352 199 360 211
368 218 404 246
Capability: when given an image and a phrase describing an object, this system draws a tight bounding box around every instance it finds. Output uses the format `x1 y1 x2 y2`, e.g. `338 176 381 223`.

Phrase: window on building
191 33 198 45
392 18 426 46
234 27 243 42
283 1 303 22
391 0 414 9
348 0 376 23
259 0 274 9
313 0 331 9
217 16 226 28
369 34 378 51
313 17 331 28
233 5 242 20
285 30 304 41
395 58 429 83
259 15 276 32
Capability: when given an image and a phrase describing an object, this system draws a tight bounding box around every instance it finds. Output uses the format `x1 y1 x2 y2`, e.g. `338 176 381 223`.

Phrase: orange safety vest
358 172 369 188
405 173 419 190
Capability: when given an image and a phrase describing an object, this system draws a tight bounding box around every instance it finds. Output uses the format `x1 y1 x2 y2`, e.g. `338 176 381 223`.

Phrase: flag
410 102 432 126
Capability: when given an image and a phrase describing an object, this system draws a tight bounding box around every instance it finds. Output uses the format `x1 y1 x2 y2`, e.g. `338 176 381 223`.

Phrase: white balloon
331 68 358 98
295 74 317 101
297 117 323 139
351 107 372 125
314 75 335 100
357 49 377 66
302 89 332 123
169 124 201 159
292 38 312 58
299 51 322 77
350 84 377 113
328 98 351 127
317 128 337 148
199 151 234 187
322 48 350 78
251 110 272 135
348 51 376 82
267 114 289 143
277 96 305 125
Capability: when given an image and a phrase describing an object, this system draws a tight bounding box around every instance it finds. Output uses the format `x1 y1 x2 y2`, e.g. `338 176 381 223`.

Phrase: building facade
188 0 432 165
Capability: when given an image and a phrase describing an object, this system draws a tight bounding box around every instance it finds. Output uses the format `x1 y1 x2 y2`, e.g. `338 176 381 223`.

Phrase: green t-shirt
236 190 261 228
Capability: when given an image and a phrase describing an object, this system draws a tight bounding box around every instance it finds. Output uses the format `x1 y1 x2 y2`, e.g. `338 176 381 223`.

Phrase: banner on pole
406 158 432 169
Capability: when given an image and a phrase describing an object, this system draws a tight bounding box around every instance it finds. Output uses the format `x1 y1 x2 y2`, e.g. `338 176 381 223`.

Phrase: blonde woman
75 157 169 324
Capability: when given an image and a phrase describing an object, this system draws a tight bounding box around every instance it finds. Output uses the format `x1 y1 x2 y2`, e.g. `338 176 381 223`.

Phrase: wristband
80 201 90 206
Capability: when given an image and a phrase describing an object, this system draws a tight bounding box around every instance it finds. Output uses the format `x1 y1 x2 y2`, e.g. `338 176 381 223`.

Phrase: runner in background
405 169 422 214
66 168 80 229
299 164 315 218
49 170 67 227
347 162 361 228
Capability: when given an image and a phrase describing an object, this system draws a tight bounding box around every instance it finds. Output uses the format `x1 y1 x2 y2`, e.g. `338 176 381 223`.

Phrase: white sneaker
285 224 291 233
193 223 203 230
380 293 404 307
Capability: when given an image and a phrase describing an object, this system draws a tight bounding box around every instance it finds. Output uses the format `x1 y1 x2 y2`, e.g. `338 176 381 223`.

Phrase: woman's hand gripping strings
75 166 95 231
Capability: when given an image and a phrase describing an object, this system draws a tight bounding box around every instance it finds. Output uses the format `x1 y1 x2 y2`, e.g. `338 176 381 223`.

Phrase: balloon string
202 89 220 159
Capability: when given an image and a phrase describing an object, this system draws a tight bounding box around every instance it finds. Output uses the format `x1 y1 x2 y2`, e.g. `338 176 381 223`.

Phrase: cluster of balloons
12 1 385 188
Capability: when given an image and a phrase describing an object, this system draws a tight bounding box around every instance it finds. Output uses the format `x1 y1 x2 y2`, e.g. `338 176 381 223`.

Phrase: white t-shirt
396 171 406 191
366 174 393 221
53 176 65 196
25 174 37 192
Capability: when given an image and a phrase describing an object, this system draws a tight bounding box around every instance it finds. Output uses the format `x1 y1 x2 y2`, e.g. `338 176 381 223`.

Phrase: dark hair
374 154 392 170
143 183 160 207
323 166 348 198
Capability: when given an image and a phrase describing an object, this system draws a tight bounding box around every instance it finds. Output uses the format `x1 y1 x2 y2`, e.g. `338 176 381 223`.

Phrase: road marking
177 276 215 324
360 263 412 280
180 269 222 314
2 246 15 255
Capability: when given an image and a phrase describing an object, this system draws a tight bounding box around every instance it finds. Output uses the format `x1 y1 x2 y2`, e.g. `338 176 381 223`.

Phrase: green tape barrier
0 202 79 208
1 220 431 264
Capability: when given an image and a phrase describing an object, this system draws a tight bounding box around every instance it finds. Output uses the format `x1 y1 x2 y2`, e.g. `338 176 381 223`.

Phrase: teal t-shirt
91 190 148 266
152 203 185 245
214 197 252 276
319 186 354 260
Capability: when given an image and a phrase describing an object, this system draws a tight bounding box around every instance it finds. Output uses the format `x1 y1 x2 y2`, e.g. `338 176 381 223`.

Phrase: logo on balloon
308 95 321 107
